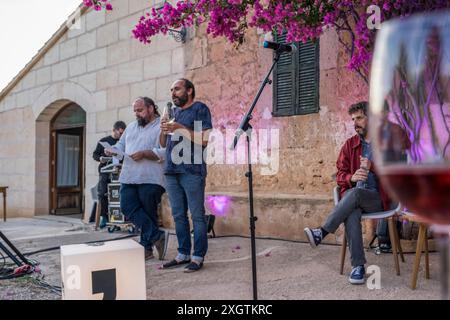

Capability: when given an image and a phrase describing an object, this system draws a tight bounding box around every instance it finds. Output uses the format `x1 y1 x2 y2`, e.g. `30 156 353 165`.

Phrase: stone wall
177 26 371 242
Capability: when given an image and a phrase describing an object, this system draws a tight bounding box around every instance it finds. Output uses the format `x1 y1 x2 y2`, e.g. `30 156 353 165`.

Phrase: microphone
167 101 173 108
263 41 297 53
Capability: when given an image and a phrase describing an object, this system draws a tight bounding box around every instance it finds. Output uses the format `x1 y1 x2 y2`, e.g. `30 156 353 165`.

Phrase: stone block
60 38 78 60
155 76 174 101
52 61 69 82
118 106 135 125
97 22 119 47
143 52 172 79
77 31 97 54
107 40 131 65
96 109 118 132
119 12 142 40
36 67 52 86
209 41 226 62
107 85 130 109
185 37 207 70
86 8 106 31
44 45 60 66
86 112 97 134
129 0 150 13
130 38 158 60
130 79 156 100
16 90 33 108
118 60 144 85
320 29 339 71
0 95 16 112
77 72 97 92
21 72 36 90
68 55 87 77
106 0 130 23
92 90 107 112
86 47 107 72
96 67 118 90
171 47 184 74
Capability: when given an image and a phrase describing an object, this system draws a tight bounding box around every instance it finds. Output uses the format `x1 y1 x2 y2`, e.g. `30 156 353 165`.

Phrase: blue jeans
120 183 165 250
165 174 207 261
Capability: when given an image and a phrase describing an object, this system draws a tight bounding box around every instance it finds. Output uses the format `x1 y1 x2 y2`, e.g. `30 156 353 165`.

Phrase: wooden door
50 127 84 215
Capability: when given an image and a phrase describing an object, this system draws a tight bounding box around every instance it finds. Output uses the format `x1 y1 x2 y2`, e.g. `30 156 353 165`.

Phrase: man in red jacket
304 101 386 285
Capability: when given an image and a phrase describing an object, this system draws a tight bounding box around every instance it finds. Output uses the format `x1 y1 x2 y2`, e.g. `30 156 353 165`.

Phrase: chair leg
340 232 347 275
388 218 400 276
423 225 430 279
394 220 405 263
411 223 426 290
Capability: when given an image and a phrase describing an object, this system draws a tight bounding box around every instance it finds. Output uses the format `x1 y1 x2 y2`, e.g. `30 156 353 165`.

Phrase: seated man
304 101 391 285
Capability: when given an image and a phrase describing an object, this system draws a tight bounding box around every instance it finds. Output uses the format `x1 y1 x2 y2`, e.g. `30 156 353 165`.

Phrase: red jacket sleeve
336 143 353 190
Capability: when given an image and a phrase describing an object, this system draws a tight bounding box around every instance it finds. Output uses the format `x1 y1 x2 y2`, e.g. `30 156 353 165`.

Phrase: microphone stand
231 49 282 300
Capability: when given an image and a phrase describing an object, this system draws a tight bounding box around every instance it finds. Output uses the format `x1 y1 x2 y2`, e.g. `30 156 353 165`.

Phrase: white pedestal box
60 239 146 300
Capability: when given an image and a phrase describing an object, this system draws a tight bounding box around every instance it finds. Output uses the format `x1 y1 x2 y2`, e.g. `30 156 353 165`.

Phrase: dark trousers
97 173 110 218
323 187 383 267
120 183 165 249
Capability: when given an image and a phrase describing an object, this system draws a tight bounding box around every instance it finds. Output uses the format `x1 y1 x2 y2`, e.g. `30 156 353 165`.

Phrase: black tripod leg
0 240 23 267
0 230 30 266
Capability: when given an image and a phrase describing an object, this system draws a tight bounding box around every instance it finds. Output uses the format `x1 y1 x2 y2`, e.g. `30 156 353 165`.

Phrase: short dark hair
113 121 126 131
179 78 196 99
348 101 368 116
138 96 160 117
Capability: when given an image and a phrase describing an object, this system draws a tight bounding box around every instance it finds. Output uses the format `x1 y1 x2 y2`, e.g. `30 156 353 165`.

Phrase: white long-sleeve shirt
114 118 166 187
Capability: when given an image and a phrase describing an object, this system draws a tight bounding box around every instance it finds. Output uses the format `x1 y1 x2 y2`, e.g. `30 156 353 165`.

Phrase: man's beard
172 92 188 107
355 126 368 139
137 117 149 127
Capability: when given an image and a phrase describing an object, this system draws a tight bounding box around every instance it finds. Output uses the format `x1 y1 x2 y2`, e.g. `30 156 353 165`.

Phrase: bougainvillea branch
85 1 450 82
83 0 113 11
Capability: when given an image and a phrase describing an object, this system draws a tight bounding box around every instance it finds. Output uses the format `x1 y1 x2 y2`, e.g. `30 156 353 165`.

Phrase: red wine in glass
380 165 450 225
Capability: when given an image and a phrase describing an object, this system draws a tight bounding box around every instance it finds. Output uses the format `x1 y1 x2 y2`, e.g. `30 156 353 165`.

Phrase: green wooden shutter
273 32 297 116
297 40 320 114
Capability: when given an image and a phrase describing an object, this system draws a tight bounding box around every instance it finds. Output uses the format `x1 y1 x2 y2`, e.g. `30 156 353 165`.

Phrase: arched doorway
49 103 86 215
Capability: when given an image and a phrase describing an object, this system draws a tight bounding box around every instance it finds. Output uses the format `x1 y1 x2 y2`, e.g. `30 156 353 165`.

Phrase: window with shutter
273 33 320 117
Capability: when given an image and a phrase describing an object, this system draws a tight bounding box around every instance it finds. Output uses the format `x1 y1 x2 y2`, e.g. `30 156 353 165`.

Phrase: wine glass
356 148 373 189
162 102 175 136
370 10 450 299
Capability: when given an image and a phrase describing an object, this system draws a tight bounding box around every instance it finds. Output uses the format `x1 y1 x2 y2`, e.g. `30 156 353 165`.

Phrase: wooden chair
333 186 405 276
399 210 430 290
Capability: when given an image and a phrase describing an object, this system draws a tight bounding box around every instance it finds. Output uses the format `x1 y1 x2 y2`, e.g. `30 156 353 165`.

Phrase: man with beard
106 97 169 261
304 101 391 285
159 79 212 273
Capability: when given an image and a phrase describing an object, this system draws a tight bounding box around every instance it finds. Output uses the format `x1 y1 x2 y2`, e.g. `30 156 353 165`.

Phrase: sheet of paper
99 141 129 160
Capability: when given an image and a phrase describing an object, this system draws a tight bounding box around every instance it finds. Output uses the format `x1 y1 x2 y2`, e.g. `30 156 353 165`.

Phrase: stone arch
33 81 94 120
33 81 94 219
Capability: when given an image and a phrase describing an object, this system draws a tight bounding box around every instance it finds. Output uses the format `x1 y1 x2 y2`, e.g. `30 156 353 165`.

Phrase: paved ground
0 216 441 300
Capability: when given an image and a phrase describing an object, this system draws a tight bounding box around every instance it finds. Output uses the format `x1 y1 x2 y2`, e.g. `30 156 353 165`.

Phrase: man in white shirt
107 97 168 260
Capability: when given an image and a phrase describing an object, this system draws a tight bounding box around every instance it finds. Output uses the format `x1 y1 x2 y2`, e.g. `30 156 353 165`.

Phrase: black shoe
184 261 203 273
304 227 323 248
154 230 169 260
162 258 190 269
